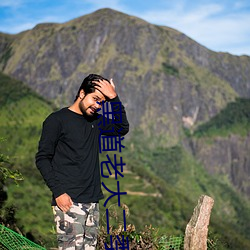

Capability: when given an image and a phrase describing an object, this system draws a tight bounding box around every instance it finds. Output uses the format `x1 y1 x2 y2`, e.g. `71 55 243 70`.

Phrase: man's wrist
107 94 118 100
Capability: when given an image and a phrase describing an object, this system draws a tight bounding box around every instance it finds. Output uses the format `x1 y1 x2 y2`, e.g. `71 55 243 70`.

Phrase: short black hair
74 74 110 101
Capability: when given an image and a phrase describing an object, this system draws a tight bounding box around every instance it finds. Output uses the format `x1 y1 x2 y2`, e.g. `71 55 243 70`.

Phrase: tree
0 138 23 226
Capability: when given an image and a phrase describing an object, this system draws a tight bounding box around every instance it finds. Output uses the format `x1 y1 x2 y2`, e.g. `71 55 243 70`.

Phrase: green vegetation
162 62 179 76
0 46 12 70
0 73 55 171
194 98 250 137
0 138 24 250
0 139 23 185
0 72 55 248
97 222 184 249
124 131 250 250
0 34 14 70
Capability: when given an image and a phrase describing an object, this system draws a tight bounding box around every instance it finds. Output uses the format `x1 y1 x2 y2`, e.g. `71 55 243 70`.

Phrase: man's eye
96 100 104 106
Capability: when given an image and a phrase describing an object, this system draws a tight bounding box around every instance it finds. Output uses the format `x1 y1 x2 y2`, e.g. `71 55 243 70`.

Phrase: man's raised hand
93 78 117 100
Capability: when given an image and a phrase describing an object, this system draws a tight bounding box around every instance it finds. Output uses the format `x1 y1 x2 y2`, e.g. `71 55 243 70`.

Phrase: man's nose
95 101 102 109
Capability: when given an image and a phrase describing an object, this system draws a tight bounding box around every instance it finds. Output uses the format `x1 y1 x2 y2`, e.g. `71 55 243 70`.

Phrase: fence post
184 195 214 250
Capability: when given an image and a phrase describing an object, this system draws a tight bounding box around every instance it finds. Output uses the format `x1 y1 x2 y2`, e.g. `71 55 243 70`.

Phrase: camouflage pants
53 202 99 250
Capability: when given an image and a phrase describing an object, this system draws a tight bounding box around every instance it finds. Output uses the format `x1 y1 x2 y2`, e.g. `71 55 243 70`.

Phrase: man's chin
85 110 95 116
79 107 92 116
88 108 97 116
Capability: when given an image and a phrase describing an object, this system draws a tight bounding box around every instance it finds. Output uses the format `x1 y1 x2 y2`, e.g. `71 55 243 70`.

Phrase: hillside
0 72 54 172
185 98 250 197
0 72 56 246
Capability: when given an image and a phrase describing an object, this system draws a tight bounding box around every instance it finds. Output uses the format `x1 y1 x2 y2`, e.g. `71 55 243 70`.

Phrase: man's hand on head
93 78 117 100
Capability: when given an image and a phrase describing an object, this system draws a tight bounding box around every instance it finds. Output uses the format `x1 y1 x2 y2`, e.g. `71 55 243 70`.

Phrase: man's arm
35 114 72 212
100 95 129 135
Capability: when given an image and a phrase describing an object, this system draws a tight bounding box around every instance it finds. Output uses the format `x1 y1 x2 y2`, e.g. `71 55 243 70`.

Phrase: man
35 74 129 250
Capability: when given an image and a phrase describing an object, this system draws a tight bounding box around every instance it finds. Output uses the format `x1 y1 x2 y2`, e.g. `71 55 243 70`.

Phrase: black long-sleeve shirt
35 96 129 205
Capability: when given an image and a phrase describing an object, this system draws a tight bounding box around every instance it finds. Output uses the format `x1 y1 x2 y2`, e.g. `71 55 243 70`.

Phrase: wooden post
184 195 214 250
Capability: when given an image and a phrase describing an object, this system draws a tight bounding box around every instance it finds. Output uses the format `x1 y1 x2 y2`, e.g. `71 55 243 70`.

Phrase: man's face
79 89 106 116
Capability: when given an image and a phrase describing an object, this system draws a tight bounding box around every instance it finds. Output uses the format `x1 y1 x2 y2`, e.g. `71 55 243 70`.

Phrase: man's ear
79 89 85 99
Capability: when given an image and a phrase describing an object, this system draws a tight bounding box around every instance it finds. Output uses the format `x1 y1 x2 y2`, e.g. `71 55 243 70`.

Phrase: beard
78 98 96 117
79 99 88 116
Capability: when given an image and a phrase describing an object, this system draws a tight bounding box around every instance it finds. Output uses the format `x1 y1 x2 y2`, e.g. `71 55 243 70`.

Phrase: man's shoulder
53 107 69 116
45 108 68 122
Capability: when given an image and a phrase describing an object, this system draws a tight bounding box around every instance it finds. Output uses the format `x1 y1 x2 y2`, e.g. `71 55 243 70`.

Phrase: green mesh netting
0 224 46 250
159 235 184 250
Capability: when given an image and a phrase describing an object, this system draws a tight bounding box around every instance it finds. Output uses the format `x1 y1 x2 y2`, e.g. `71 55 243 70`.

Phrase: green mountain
1 7 250 249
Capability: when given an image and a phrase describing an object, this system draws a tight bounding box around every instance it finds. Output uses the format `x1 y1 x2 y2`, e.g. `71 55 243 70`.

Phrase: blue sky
0 0 250 56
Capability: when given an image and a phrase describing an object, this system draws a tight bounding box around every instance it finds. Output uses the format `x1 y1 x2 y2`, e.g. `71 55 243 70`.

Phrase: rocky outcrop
0 33 15 71
184 195 214 250
185 134 250 197
180 38 250 98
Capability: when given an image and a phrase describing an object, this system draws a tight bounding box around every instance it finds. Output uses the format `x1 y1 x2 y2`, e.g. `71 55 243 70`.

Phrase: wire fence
158 235 184 250
0 224 46 250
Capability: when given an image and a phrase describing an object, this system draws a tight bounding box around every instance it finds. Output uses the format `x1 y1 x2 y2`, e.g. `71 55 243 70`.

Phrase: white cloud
3 22 34 33
131 2 250 55
0 0 21 7
181 4 223 23
227 45 250 56
82 0 126 11
234 0 249 9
